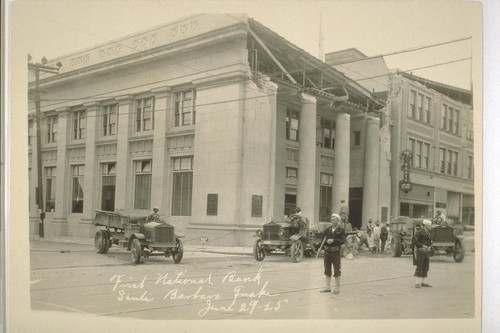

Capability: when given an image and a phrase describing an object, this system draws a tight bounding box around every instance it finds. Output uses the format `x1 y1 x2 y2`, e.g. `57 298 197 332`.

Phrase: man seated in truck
146 206 161 222
432 210 448 226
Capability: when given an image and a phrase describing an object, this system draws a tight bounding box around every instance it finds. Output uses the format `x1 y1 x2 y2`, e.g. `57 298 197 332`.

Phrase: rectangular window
408 138 415 166
354 131 361 146
423 143 430 170
101 162 116 211
136 97 154 132
417 93 423 121
286 167 297 179
320 173 333 186
45 167 56 212
322 119 335 149
439 148 446 173
207 193 218 216
174 90 196 127
73 111 86 140
409 90 416 118
251 195 263 217
319 186 332 222
467 156 473 180
134 160 152 209
447 150 452 175
102 104 118 136
28 120 33 145
47 116 58 143
440 105 446 129
286 108 299 141
447 107 453 132
415 141 422 168
172 156 193 216
71 165 84 213
453 109 459 134
452 152 458 176
424 97 431 123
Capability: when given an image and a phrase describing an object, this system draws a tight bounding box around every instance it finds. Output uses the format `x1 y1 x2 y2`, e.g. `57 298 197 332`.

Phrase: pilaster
82 102 100 219
150 87 171 210
54 107 70 221
114 95 133 210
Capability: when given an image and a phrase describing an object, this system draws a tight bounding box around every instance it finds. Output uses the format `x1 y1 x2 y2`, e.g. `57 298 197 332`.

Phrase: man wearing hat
147 206 161 221
320 213 346 294
414 219 433 288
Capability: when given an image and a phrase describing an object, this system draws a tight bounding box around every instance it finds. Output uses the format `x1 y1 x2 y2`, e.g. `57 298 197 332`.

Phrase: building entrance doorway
349 188 363 229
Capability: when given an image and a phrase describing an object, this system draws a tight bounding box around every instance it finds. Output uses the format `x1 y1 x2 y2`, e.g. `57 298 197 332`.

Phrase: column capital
300 93 317 104
366 115 381 125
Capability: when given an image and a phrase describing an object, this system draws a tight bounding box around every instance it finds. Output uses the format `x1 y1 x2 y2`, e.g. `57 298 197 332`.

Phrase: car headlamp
256 229 263 237
278 229 284 237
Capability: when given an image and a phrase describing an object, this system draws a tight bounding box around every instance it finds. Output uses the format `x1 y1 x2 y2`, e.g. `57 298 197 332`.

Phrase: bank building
28 14 474 246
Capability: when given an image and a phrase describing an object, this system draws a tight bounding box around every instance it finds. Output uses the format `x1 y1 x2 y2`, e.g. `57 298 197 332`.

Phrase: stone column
362 116 381 228
53 107 70 232
114 95 133 211
82 102 100 221
297 93 317 222
332 113 350 214
150 87 171 211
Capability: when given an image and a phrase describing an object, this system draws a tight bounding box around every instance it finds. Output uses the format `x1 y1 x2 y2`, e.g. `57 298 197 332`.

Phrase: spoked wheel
172 238 184 264
291 240 304 263
453 239 465 263
94 230 109 254
130 238 142 264
253 239 266 261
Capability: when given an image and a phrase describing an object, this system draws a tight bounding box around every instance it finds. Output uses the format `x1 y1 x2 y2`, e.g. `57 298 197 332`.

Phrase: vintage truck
390 216 465 263
253 215 327 263
93 209 184 264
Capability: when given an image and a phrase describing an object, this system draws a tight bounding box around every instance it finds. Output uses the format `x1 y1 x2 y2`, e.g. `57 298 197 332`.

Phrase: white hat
422 219 432 226
331 213 341 220
153 206 159 210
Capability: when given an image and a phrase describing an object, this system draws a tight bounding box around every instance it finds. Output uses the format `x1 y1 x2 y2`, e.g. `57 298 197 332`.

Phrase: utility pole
28 55 62 238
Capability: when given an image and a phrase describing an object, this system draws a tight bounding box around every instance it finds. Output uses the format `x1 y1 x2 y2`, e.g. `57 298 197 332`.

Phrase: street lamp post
28 55 62 238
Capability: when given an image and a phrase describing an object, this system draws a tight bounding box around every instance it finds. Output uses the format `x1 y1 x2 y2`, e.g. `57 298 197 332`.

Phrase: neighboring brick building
326 49 475 226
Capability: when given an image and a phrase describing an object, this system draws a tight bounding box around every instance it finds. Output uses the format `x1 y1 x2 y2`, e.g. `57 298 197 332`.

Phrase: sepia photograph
4 0 488 332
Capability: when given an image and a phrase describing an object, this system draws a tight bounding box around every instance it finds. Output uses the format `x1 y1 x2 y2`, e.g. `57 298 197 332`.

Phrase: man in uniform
414 219 433 288
320 213 346 294
380 222 390 253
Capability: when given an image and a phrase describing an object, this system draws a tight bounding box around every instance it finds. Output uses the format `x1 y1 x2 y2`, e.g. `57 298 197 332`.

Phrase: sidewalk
30 235 254 256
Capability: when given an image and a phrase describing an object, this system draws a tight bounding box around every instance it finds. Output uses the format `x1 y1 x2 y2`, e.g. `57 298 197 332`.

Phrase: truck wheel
94 230 109 254
173 239 184 264
391 238 402 257
130 238 142 264
291 240 304 263
253 239 265 261
453 239 465 263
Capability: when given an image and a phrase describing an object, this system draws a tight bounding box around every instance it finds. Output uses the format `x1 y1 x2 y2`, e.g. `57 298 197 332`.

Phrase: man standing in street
366 219 374 237
414 219 433 288
320 213 346 294
340 199 349 218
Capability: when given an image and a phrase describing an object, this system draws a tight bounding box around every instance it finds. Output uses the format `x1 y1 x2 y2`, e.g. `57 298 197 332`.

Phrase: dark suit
322 225 346 277
413 228 432 278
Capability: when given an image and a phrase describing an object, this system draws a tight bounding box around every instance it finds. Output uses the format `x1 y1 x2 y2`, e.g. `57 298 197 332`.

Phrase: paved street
30 240 475 320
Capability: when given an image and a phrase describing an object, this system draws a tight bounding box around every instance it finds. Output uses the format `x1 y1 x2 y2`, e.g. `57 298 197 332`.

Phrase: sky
12 0 482 90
